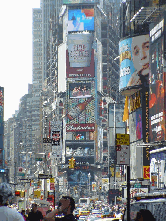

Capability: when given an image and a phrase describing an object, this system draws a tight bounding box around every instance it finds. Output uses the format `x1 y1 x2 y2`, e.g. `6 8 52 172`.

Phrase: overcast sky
0 0 40 121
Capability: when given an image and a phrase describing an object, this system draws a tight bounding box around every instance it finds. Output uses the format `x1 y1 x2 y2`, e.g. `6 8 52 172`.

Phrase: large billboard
119 34 149 94
69 82 91 98
66 33 94 78
149 18 166 143
66 142 94 165
68 9 94 32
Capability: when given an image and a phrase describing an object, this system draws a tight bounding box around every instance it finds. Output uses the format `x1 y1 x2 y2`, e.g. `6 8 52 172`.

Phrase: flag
123 96 129 122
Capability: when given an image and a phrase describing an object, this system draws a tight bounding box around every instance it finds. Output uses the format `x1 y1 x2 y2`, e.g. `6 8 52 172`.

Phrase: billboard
52 131 60 146
63 0 99 4
136 109 142 140
68 9 94 32
66 142 94 163
66 123 95 132
69 82 91 98
119 34 149 93
149 18 166 142
67 169 94 186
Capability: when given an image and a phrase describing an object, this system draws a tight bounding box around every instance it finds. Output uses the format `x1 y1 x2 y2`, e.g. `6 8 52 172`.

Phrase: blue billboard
68 9 94 32
119 34 149 92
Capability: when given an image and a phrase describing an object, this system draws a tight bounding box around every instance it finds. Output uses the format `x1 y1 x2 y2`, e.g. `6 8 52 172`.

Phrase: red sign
50 183 55 190
66 123 95 132
143 166 150 179
66 49 94 78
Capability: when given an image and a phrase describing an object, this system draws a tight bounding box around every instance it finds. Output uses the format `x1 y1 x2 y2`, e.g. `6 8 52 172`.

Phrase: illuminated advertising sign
149 21 166 142
66 123 95 132
52 131 60 146
68 9 94 32
119 34 149 93
67 170 94 186
63 0 99 4
69 82 91 98
66 33 94 78
66 142 94 159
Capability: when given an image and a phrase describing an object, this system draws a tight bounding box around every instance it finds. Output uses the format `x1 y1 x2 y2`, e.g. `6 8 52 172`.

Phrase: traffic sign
35 158 43 161
134 183 141 188
38 174 52 179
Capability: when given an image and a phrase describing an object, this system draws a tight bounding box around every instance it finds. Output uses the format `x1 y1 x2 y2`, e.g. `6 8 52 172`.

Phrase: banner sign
66 123 95 132
119 34 149 93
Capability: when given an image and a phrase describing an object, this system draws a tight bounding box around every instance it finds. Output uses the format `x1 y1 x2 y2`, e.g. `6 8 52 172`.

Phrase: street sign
19 179 31 183
35 158 43 161
134 183 141 188
38 174 52 179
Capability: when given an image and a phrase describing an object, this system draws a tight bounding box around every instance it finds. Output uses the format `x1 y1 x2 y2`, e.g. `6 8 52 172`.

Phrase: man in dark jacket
45 196 76 221
27 204 43 221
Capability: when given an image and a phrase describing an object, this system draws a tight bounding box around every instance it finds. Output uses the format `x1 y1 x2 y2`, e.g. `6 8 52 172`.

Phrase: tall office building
32 7 43 151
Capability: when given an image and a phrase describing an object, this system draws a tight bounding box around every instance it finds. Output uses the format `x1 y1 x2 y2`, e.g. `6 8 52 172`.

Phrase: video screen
68 9 94 32
52 131 60 146
69 83 91 98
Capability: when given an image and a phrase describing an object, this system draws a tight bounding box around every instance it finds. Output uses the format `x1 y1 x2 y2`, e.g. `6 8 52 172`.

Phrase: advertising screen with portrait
119 34 149 93
149 25 166 142
67 170 94 186
66 142 94 158
68 9 94 32
69 82 91 98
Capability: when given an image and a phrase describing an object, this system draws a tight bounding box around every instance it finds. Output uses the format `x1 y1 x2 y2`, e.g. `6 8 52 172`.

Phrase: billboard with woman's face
119 34 149 93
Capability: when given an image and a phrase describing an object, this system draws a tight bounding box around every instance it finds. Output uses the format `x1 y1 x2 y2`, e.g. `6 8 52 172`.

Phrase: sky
0 0 40 121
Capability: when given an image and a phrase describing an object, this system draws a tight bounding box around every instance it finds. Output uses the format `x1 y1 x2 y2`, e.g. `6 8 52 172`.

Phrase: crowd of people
0 182 157 221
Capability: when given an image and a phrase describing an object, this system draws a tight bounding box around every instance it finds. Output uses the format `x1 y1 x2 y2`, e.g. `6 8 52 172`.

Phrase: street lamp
88 173 91 196
20 151 32 210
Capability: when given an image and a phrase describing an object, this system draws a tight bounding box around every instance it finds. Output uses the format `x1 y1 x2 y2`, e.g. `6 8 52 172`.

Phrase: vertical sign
116 134 130 165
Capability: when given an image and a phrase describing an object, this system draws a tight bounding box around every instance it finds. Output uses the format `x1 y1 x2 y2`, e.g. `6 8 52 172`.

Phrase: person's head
135 209 156 221
21 210 25 215
32 203 38 213
58 196 75 215
0 182 13 206
132 35 149 76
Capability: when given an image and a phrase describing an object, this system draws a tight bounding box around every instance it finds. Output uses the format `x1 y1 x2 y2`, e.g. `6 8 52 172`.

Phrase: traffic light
15 191 21 196
71 157 76 169
20 191 25 197
99 185 102 190
68 157 76 169
68 158 72 168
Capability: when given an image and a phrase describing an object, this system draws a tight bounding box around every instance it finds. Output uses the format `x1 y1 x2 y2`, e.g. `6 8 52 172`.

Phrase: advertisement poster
68 170 93 186
149 23 166 142
119 34 149 92
69 82 91 98
52 131 60 146
68 9 94 32
66 142 94 165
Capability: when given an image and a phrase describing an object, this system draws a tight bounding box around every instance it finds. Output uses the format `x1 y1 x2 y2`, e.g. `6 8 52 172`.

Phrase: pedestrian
135 209 156 221
45 196 76 221
27 203 43 221
0 182 25 221
21 209 28 221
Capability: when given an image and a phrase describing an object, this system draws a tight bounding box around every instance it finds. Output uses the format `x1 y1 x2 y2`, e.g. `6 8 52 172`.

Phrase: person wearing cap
0 182 25 221
27 203 43 221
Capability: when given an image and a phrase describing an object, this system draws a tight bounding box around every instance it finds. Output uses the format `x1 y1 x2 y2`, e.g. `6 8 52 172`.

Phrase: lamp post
88 173 91 196
20 151 32 210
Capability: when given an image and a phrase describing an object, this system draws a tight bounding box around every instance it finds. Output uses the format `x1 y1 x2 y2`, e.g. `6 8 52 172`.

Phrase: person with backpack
45 196 76 221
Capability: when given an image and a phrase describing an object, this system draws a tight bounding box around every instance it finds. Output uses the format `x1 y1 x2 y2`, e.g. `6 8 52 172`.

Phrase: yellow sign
50 178 55 183
116 134 130 145
143 166 150 179
110 167 114 177
34 190 41 198
102 178 109 184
